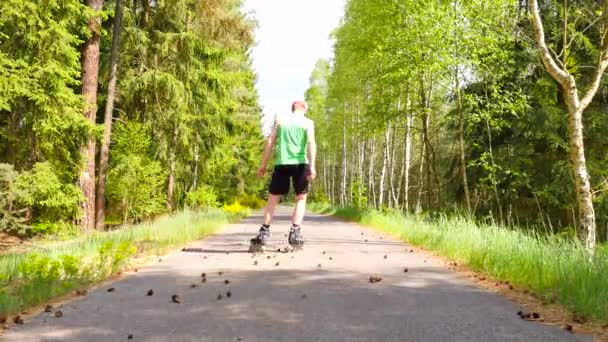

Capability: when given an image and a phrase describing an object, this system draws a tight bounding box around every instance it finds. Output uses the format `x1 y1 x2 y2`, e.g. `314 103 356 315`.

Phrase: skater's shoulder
298 115 314 129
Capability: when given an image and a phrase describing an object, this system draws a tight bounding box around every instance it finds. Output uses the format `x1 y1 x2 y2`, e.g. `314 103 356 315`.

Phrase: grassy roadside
0 208 248 319
309 203 608 322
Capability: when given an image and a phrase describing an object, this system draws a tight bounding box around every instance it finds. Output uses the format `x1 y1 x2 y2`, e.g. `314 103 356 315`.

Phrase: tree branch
528 0 571 85
579 2 608 112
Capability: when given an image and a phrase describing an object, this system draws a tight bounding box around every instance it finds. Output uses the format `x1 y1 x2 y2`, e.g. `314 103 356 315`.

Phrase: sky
243 0 345 122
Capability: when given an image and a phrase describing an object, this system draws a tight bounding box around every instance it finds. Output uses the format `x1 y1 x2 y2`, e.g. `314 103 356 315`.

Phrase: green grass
309 203 608 322
0 208 247 318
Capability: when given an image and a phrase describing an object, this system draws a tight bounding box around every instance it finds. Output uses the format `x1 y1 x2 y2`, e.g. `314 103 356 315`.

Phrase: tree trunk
415 126 426 215
378 124 390 208
192 143 199 191
79 0 103 232
96 0 124 230
567 107 596 251
341 113 348 206
420 78 441 208
396 134 405 207
325 155 331 203
167 123 179 211
485 119 503 223
404 108 413 212
358 137 365 184
422 112 432 210
142 0 150 28
368 136 376 208
389 123 398 208
328 155 338 204
455 69 471 214
322 154 328 201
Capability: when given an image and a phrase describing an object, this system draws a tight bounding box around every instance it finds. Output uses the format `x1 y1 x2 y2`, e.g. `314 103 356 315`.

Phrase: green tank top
275 113 313 165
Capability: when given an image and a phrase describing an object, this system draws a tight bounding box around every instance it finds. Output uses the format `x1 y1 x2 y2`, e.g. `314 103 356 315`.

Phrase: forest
0 0 264 237
1 0 608 333
306 0 608 252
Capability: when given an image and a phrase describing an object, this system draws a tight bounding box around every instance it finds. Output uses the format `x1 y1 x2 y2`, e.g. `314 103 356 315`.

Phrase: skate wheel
248 244 265 254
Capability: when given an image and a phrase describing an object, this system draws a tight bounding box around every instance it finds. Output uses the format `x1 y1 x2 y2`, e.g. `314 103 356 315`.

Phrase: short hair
291 101 307 112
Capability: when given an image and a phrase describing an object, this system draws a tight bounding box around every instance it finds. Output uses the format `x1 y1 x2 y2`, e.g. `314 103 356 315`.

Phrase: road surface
1 207 591 341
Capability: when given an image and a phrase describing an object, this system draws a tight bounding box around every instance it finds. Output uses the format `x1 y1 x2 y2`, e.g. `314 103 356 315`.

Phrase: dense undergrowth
309 203 608 322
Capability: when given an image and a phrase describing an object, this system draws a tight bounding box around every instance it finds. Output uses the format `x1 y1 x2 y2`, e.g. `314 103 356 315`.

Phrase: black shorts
269 164 310 196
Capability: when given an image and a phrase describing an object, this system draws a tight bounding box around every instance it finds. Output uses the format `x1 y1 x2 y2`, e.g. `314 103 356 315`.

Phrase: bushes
222 201 248 214
238 193 265 209
0 164 27 235
15 162 81 222
0 162 80 236
106 122 166 224
186 188 264 211
185 185 219 209
107 155 166 223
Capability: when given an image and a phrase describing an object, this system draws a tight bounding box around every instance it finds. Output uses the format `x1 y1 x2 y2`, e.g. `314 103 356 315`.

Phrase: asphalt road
1 207 592 342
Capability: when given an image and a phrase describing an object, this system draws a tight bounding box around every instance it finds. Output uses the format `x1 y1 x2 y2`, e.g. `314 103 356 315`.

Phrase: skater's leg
250 195 279 251
264 194 281 225
292 193 307 226
288 193 307 248
291 164 310 226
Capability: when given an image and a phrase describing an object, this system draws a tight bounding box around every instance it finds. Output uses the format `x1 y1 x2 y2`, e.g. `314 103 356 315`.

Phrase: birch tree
528 0 608 252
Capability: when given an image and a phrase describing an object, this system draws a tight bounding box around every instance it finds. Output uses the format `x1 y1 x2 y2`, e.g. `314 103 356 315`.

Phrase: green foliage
1 0 262 234
237 194 265 209
0 163 28 235
14 162 82 223
185 185 220 209
306 0 608 241
105 121 166 223
96 240 137 275
0 0 91 177
107 154 166 223
116 0 263 212
31 221 79 236
350 180 367 209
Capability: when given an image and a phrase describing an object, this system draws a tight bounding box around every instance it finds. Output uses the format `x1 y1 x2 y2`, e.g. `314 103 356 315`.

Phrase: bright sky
243 0 345 126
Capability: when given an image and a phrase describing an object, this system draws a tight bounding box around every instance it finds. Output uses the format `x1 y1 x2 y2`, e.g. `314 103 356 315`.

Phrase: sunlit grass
0 208 247 318
309 203 608 321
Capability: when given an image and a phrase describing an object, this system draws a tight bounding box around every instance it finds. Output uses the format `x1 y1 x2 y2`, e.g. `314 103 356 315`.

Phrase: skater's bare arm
258 124 278 177
307 123 317 181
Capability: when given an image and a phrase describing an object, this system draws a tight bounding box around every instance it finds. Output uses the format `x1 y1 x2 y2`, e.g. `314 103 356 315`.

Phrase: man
250 100 316 250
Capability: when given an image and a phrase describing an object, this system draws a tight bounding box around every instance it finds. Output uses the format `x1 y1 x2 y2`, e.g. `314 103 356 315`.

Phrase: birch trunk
378 124 390 208
341 115 348 206
404 110 413 212
192 144 199 190
415 129 425 215
389 123 398 208
368 136 376 208
455 69 471 214
322 154 328 200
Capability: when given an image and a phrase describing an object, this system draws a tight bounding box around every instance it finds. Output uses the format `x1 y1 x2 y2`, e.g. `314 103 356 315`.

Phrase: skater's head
291 100 307 114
